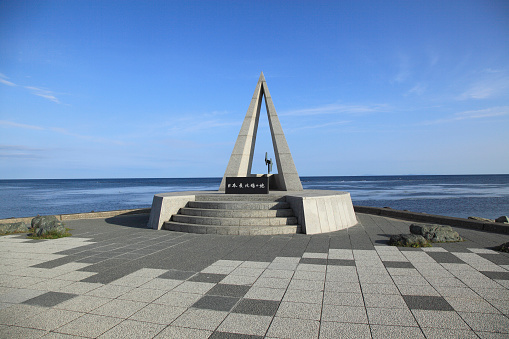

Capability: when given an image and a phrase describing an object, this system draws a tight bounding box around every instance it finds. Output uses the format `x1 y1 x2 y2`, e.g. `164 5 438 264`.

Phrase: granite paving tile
420 328 479 339
97 319 166 338
321 304 368 323
282 289 323 304
117 287 167 302
129 303 187 325
243 287 286 301
54 313 123 338
157 269 197 280
206 284 251 298
0 288 47 304
266 317 320 339
275 301 322 320
323 291 364 306
192 295 240 312
370 325 425 339
154 325 212 338
319 321 371 339
220 274 258 286
90 298 148 318
189 273 228 283
209 331 263 339
53 294 111 312
458 312 509 333
411 310 470 330
15 308 84 331
153 291 202 307
171 308 228 331
23 291 77 307
232 298 280 316
0 324 48 338
216 313 272 336
366 307 417 326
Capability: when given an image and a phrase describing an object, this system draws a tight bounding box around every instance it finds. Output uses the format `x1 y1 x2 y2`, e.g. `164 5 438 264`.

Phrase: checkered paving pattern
0 214 508 338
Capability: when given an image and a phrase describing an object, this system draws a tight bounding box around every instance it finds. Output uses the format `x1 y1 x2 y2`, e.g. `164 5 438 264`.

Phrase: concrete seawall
1 205 507 235
354 205 509 234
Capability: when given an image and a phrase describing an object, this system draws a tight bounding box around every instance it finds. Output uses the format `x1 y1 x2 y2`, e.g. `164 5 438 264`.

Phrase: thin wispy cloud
0 73 63 103
280 103 389 117
287 120 350 133
0 120 44 130
421 106 509 125
393 54 411 83
0 120 125 145
25 86 61 104
0 145 44 159
407 83 427 96
457 74 509 100
0 73 16 87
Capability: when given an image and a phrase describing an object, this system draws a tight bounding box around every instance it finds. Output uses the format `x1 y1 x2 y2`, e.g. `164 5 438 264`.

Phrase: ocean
0 175 508 220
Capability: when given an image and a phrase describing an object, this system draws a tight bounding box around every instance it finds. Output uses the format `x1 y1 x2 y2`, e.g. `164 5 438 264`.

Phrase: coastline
2 205 507 235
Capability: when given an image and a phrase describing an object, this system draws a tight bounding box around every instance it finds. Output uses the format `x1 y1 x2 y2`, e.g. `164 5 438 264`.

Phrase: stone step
179 207 295 218
172 214 298 227
195 194 286 202
163 221 300 235
187 201 291 210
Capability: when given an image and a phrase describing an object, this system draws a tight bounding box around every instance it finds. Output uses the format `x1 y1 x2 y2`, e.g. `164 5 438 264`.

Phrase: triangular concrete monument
219 72 303 191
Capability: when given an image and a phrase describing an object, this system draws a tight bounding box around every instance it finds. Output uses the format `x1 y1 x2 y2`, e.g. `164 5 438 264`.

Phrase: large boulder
495 216 509 224
410 223 462 242
0 222 29 234
468 216 494 223
389 234 430 247
31 215 66 236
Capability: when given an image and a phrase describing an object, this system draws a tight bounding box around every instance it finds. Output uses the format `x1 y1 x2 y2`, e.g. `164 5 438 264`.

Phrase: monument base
148 190 358 235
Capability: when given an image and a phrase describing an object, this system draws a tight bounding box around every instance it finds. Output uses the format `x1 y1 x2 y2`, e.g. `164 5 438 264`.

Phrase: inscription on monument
225 177 269 194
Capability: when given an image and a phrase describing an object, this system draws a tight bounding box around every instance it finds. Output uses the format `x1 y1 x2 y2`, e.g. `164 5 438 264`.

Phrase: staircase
163 194 301 235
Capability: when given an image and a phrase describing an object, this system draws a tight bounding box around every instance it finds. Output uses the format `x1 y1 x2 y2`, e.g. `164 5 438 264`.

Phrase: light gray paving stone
470 287 509 300
239 261 270 269
109 275 154 287
172 308 228 331
421 327 480 339
260 269 293 279
266 316 320 339
41 331 86 338
321 304 368 323
172 281 215 294
54 295 111 312
0 324 47 338
363 293 408 308
276 301 322 320
98 319 166 338
220 274 258 286
129 268 169 278
153 291 202 307
201 265 236 274
117 287 167 303
411 310 470 330
273 257 301 263
252 277 291 289
0 304 46 325
328 249 354 260
387 268 421 276
370 325 425 339
29 279 74 292
320 321 371 339
296 263 327 272
487 298 509 315
0 288 47 304
287 279 324 291
433 286 480 298
216 313 272 336
58 281 104 294
476 331 509 339
85 284 133 298
324 281 361 293
323 291 364 306
266 262 298 271
129 303 187 325
153 325 212 338
212 260 244 267
90 299 148 319
230 267 265 277
292 270 326 281
15 308 84 331
358 273 393 284
392 275 430 286
397 284 440 296
444 296 501 313
282 289 323 304
303 252 328 259
458 312 509 333
367 307 417 326
243 287 286 301
54 313 122 338
360 282 400 295
140 278 183 290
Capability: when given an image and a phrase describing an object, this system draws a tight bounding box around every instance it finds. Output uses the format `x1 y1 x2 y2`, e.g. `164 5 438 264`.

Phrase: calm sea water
0 175 508 220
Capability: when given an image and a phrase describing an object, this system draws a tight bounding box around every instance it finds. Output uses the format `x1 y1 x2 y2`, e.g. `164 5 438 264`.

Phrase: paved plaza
1 212 508 338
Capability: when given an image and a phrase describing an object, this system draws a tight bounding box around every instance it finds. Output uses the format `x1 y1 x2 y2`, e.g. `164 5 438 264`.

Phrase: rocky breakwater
390 223 462 247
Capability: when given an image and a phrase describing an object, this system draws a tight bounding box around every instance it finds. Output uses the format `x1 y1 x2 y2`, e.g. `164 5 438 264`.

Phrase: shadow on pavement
105 213 151 229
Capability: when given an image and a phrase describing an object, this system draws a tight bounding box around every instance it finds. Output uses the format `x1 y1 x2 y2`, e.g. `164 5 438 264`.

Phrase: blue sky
1 0 508 179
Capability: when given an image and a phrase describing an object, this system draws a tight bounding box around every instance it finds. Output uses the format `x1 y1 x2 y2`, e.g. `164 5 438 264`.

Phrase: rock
494 242 509 253
495 216 509 223
468 216 494 222
31 215 65 236
389 234 430 247
409 223 462 242
0 222 29 234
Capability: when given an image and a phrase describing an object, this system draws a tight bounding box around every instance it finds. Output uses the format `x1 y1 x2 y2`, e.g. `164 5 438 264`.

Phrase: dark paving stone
327 259 355 266
398 247 422 251
426 252 465 264
478 254 509 265
402 295 454 311
300 258 328 265
480 271 509 280
207 284 251 298
383 261 415 269
31 255 82 269
77 258 132 272
75 255 108 264
191 295 239 312
232 299 280 316
209 332 263 339
188 273 228 283
157 269 196 280
23 292 77 307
